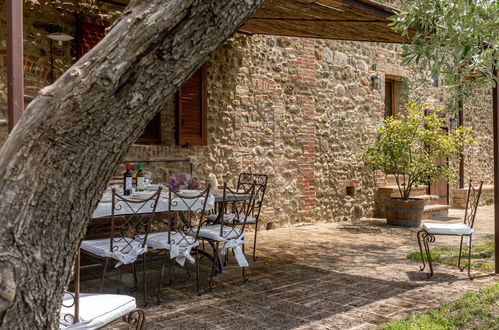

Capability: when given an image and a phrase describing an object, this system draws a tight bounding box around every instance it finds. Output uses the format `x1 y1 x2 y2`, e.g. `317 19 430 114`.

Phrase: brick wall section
450 185 494 208
296 39 317 220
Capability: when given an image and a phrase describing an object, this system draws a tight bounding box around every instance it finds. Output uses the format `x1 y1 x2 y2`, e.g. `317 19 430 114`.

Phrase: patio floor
93 206 497 329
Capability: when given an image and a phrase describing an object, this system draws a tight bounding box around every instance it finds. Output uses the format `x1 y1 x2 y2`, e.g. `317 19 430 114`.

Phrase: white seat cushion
207 213 257 224
422 222 473 235
60 293 136 329
80 238 144 258
144 231 199 250
80 238 147 266
187 224 244 242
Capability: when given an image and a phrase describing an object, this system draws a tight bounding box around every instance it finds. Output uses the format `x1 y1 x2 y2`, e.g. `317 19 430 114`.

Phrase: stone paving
92 206 497 329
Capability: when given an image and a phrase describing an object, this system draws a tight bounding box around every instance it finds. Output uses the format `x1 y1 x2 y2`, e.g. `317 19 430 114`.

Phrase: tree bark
0 0 263 328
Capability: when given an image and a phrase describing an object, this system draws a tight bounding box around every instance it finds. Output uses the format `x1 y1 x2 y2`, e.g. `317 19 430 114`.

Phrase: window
175 65 207 146
384 79 395 119
136 113 161 144
76 17 108 59
76 16 161 144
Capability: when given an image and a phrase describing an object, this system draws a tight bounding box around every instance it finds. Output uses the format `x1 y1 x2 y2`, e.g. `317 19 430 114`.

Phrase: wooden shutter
176 65 207 146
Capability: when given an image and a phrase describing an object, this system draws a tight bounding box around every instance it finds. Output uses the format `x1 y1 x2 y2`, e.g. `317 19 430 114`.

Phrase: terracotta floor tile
98 206 497 329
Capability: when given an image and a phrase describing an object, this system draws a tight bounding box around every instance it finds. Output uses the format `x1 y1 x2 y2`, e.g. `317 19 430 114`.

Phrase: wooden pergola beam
493 63 499 274
6 0 24 132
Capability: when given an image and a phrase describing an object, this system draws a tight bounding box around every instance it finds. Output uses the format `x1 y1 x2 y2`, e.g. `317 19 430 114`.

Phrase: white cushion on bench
60 293 136 329
80 238 147 266
207 213 257 224
145 231 199 250
187 224 244 242
422 222 473 235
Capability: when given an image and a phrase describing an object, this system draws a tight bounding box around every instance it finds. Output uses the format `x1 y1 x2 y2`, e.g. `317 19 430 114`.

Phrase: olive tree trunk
0 0 263 328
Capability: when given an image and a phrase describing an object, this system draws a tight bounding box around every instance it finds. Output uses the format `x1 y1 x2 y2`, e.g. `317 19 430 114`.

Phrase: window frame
384 78 396 119
136 112 162 144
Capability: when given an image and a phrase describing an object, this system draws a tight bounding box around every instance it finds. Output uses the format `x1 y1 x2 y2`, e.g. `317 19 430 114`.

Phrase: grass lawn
407 234 495 271
379 282 499 330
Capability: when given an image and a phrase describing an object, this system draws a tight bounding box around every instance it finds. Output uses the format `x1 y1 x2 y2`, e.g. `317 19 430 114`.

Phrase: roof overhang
239 0 408 43
97 0 409 43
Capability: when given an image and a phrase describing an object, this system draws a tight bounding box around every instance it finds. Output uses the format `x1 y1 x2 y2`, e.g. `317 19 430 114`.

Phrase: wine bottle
123 163 133 195
136 163 145 192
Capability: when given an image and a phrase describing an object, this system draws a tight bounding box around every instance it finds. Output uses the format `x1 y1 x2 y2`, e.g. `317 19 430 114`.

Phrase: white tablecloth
92 193 215 219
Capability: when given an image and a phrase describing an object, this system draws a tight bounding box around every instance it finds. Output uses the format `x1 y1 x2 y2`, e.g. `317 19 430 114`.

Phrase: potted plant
363 101 474 227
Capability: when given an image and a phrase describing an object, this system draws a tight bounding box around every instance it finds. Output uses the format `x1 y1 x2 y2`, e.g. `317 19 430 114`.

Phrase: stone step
411 194 440 206
422 204 450 219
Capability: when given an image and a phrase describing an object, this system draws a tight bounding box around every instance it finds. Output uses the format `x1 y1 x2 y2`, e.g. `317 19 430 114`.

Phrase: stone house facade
0 1 493 227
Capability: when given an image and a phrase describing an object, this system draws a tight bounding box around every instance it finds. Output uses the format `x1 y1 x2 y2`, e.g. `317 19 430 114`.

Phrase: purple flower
168 177 178 192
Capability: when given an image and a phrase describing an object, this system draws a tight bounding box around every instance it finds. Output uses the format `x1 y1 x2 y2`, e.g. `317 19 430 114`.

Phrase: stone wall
0 1 494 227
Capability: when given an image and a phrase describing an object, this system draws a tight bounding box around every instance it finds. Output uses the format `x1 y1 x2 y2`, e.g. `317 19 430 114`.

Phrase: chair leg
209 242 220 291
416 230 426 271
157 251 168 304
467 235 474 280
252 223 258 261
168 253 174 286
131 263 138 292
195 248 201 295
122 308 146 330
457 236 465 272
422 232 435 278
242 239 248 283
142 254 148 306
99 258 109 292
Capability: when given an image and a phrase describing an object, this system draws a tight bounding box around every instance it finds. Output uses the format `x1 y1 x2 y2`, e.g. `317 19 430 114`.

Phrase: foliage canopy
390 0 499 111
363 102 474 200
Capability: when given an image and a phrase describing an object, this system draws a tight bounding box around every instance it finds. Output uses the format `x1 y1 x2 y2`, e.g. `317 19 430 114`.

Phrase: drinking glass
144 172 152 189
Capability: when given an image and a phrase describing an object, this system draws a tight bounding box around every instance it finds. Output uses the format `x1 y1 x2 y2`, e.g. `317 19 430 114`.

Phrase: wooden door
429 128 449 204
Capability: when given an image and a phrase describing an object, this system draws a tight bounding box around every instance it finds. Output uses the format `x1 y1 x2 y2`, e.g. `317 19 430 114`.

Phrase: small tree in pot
363 101 474 226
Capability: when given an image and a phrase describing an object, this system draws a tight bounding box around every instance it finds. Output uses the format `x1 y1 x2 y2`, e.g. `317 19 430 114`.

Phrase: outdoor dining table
89 188 257 273
91 190 215 219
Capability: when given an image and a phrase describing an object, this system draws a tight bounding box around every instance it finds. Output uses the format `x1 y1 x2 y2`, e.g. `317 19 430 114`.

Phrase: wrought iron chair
60 250 146 329
235 173 268 261
191 184 255 291
417 180 483 279
80 187 162 305
144 186 211 301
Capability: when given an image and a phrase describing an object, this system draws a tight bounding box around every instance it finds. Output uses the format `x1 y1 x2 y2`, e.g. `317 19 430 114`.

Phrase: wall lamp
46 23 74 45
371 74 382 90
450 115 458 129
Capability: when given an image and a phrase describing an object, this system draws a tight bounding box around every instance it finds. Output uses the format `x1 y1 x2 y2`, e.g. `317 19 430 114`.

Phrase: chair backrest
237 173 268 222
218 184 256 239
167 186 211 243
110 187 162 252
463 180 483 229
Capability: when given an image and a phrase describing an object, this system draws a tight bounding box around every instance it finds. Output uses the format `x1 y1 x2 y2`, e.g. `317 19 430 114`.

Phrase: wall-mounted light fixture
431 72 439 88
46 23 74 83
371 74 382 90
46 23 74 46
450 115 458 129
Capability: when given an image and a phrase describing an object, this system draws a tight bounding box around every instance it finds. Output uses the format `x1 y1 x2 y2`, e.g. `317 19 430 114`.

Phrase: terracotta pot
385 198 425 227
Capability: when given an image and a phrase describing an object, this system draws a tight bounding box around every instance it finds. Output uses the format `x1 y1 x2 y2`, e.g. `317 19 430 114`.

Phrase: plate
133 192 154 199
178 190 200 197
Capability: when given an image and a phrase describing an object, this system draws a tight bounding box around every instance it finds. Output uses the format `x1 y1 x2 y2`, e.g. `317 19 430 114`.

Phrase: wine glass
144 171 152 189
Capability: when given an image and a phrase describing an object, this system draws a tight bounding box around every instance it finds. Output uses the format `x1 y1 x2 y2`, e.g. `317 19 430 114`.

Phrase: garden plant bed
379 282 499 330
